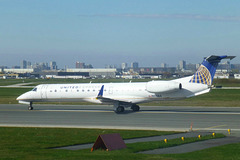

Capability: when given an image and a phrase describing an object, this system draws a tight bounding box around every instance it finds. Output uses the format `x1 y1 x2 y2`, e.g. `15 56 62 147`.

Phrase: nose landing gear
28 102 33 110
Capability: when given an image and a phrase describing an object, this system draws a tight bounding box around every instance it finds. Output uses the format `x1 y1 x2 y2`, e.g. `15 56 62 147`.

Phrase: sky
1 0 240 68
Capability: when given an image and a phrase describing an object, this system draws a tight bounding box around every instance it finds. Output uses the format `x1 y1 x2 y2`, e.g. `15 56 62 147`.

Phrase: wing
96 85 130 105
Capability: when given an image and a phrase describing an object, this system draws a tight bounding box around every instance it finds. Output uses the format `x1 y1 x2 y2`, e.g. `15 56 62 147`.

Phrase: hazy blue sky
1 0 240 68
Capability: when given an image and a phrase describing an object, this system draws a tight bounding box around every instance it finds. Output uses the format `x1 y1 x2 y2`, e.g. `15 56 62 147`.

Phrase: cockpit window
32 88 37 92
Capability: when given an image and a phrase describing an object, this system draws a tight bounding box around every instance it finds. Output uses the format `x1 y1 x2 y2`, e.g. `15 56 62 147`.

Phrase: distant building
234 74 240 79
4 68 34 73
27 61 32 69
179 60 186 70
75 62 93 69
33 62 49 71
131 62 139 69
161 63 167 68
21 60 27 69
218 61 231 70
85 64 93 69
231 64 240 70
105 64 116 69
121 63 128 70
12 66 21 69
50 61 57 70
186 63 197 71
67 68 117 78
76 62 85 68
214 70 230 79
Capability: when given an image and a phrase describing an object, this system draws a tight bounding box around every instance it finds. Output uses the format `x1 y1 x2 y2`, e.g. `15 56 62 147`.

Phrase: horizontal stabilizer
205 55 235 62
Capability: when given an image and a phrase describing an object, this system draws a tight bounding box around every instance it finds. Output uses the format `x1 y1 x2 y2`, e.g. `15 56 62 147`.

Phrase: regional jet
17 55 235 113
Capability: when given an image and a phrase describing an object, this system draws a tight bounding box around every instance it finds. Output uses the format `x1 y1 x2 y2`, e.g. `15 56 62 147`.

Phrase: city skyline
1 1 240 68
1 58 235 71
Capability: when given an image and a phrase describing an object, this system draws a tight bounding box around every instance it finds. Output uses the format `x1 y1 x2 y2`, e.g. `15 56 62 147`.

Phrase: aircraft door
108 86 113 94
41 85 48 99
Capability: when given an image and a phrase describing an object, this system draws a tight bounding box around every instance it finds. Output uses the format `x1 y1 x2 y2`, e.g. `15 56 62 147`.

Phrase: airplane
17 55 235 113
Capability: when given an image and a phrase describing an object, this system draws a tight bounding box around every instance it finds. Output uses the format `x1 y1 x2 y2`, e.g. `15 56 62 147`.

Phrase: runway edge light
212 132 215 137
164 139 167 143
198 135 201 139
181 137 184 141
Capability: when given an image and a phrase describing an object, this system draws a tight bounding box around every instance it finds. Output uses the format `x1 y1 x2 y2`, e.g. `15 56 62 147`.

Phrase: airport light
164 139 167 143
181 137 184 141
228 129 231 135
198 135 201 139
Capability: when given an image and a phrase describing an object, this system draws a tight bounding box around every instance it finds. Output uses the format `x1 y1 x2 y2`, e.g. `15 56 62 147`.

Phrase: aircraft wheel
28 106 33 110
131 104 140 112
115 106 125 113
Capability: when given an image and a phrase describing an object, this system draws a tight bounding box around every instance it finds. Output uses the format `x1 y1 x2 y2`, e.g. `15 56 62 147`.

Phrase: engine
146 81 182 93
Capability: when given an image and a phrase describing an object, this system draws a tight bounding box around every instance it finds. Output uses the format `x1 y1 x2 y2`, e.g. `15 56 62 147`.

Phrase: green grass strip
125 133 225 153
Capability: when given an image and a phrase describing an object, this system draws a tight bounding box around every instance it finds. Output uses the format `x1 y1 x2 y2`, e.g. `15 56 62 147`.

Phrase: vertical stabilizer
189 55 235 86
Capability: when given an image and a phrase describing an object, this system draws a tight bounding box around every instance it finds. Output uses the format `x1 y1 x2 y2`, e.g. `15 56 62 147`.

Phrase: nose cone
16 94 24 101
16 92 31 101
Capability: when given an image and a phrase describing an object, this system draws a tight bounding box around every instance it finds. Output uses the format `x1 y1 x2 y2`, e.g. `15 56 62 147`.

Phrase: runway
1 104 240 136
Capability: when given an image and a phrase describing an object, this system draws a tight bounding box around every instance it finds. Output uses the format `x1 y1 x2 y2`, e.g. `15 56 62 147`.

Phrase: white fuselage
17 76 210 105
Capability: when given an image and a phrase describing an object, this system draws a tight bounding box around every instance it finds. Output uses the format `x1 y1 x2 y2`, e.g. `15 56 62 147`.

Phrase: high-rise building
76 62 85 68
161 63 167 68
21 60 27 69
121 63 128 70
50 61 57 70
131 62 139 69
179 60 186 70
27 61 32 69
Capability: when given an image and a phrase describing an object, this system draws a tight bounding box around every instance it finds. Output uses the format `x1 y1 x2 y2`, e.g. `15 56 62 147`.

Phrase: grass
214 79 240 87
0 88 31 104
0 127 174 159
125 134 225 153
163 143 240 160
0 127 230 160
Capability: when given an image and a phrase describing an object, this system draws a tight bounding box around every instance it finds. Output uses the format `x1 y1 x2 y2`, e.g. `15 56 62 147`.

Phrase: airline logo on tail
189 64 212 85
189 55 235 86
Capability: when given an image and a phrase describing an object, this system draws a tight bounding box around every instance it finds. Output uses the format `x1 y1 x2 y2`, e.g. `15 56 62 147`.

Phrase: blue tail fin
189 55 235 86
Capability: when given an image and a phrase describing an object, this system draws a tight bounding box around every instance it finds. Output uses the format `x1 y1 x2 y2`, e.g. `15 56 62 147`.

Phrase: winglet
97 85 104 97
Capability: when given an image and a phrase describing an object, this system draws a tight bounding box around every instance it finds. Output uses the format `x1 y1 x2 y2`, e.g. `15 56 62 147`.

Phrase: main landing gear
131 104 140 112
28 102 33 110
115 106 125 113
114 104 140 114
